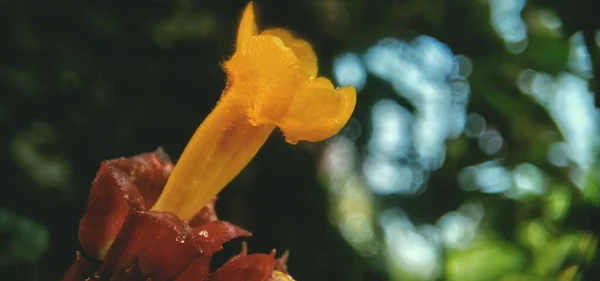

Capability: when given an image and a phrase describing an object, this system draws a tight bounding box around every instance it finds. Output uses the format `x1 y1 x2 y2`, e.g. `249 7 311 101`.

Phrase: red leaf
65 149 286 281
173 255 212 281
111 264 144 281
192 221 251 255
274 251 290 274
209 253 276 281
239 242 248 257
98 210 202 281
79 163 144 259
62 252 96 281
106 147 173 209
188 197 219 227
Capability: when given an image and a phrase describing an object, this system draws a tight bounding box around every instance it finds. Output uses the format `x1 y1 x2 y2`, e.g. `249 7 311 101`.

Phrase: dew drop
84 272 100 281
175 234 186 244
198 230 209 237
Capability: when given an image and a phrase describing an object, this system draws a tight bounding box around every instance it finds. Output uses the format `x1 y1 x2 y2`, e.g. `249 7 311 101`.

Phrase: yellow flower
151 2 356 220
272 270 297 281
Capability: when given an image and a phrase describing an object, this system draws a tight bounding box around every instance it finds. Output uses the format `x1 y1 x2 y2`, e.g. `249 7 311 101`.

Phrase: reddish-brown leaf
209 253 276 281
173 255 212 281
79 163 144 259
110 264 144 281
98 210 202 281
62 252 96 281
188 197 219 227
65 150 285 281
239 242 248 257
192 220 251 255
106 147 173 209
274 251 290 274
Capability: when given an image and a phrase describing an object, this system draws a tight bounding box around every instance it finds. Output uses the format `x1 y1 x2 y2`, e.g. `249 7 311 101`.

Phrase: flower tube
151 2 356 220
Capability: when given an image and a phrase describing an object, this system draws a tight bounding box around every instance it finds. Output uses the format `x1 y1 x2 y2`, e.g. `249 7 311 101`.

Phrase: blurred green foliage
1 0 599 280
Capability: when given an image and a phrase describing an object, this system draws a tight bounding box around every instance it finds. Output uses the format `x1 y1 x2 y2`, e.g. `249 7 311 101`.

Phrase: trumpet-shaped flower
151 2 356 220
64 2 353 280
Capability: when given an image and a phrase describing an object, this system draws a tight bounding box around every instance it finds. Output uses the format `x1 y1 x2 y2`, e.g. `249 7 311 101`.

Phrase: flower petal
188 197 219 227
106 148 173 209
262 28 318 79
225 35 304 126
79 163 144 259
111 264 144 281
274 250 290 273
78 149 173 260
271 271 296 281
236 2 258 48
209 253 276 281
62 252 95 281
174 255 212 281
98 211 201 281
277 78 356 143
192 220 251 255
150 97 274 220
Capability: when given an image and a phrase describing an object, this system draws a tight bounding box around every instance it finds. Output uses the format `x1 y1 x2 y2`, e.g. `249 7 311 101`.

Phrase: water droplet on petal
85 272 101 281
175 234 186 244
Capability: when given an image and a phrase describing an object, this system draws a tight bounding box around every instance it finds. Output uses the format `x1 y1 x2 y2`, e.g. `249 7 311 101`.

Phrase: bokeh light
361 36 471 195
333 53 367 92
521 71 597 184
320 3 600 276
488 0 528 53
380 209 442 281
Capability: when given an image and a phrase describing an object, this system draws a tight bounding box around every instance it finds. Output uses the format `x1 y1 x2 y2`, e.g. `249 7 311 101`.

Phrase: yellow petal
262 28 318 79
311 76 334 88
236 2 258 47
152 2 357 220
151 93 274 220
225 34 305 126
271 271 296 281
277 78 356 143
